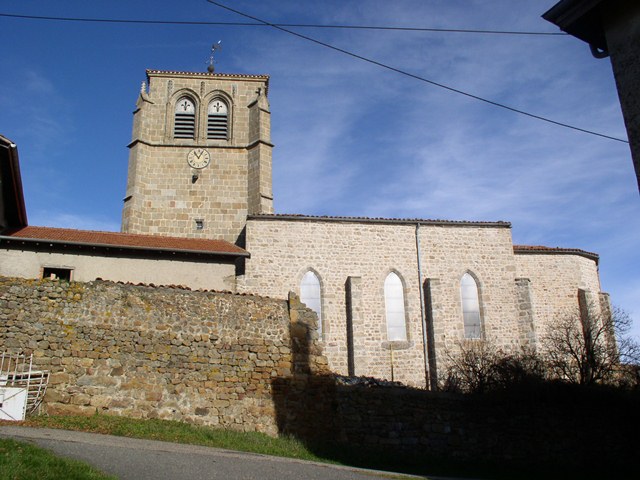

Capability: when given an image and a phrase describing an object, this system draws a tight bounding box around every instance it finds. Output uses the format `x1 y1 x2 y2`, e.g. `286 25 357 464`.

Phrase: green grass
10 413 588 480
21 414 325 463
0 438 116 480
18 415 443 478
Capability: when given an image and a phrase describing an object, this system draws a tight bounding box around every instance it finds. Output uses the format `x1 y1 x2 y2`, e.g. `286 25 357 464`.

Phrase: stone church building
0 68 607 388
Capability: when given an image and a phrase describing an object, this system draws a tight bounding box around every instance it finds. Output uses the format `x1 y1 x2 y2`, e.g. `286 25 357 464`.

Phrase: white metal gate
0 352 50 420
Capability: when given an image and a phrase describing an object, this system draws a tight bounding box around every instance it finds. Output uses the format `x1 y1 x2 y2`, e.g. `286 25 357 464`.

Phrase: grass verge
0 438 116 480
17 414 326 463
5 413 580 480
4 414 517 479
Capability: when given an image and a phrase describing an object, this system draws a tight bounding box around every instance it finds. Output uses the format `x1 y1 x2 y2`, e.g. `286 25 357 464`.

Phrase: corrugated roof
1 226 248 257
248 213 511 228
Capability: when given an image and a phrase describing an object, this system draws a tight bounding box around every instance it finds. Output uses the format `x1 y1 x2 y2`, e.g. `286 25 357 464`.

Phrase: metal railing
0 352 50 419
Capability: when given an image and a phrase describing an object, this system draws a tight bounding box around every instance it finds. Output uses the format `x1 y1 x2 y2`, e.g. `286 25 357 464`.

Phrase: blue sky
1 1 638 337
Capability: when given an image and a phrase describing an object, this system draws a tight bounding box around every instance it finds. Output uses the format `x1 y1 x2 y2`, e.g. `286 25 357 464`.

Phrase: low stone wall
1 276 636 473
0 276 328 434
273 374 638 472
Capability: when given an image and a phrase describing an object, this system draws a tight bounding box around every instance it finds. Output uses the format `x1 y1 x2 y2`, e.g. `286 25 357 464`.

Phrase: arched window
300 271 323 336
207 99 229 139
461 273 482 338
384 272 407 341
174 97 196 138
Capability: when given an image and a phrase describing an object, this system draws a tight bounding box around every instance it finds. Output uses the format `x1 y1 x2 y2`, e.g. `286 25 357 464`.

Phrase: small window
384 272 407 341
300 271 322 336
207 99 228 139
174 97 196 138
195 219 204 230
461 273 482 338
43 267 72 281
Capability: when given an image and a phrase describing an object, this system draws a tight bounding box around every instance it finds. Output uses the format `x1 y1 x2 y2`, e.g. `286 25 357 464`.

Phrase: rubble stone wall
0 276 327 434
0 275 633 473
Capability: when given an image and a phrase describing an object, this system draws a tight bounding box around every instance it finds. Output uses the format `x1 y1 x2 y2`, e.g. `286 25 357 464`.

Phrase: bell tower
121 69 273 244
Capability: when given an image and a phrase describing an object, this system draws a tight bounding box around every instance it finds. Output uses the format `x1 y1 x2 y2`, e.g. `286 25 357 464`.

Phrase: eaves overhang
0 234 249 260
542 0 608 51
0 134 28 231
514 244 599 264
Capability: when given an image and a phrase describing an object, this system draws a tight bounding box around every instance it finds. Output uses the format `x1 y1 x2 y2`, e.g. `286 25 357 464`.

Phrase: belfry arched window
384 272 407 341
174 97 196 139
207 99 229 139
300 271 323 336
460 273 482 338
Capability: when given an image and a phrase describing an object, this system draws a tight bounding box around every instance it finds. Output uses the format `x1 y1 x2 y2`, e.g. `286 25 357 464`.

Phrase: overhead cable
205 1 628 144
0 12 566 36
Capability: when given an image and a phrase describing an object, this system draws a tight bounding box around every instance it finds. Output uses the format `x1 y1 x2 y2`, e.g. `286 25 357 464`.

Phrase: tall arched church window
300 271 323 336
384 272 407 341
461 273 482 338
174 97 196 138
207 99 229 139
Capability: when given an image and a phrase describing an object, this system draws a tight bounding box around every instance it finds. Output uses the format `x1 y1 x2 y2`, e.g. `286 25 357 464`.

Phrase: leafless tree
441 340 546 393
441 340 500 393
543 304 639 385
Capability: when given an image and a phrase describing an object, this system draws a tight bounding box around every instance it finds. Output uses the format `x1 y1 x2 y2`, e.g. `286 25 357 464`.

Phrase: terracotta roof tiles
1 226 248 257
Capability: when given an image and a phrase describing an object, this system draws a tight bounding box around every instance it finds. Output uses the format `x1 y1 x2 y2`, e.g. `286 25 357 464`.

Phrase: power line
205 1 628 144
0 12 566 36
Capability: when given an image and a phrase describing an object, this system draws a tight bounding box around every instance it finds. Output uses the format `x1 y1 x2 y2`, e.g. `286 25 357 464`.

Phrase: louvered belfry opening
174 97 196 138
207 99 228 140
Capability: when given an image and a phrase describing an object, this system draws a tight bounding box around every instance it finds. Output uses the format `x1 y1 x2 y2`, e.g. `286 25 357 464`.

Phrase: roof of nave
0 226 249 258
247 213 511 228
514 244 599 263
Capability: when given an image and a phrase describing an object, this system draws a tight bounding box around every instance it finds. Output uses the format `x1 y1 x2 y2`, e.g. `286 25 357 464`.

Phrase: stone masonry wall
514 253 604 341
122 71 272 243
240 217 606 388
240 217 523 387
1 275 632 474
0 276 328 435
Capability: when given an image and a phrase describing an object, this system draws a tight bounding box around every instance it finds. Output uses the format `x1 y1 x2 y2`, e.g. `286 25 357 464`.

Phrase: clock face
187 148 211 169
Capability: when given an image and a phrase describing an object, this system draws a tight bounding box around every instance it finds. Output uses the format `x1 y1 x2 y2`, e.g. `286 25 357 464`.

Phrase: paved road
0 426 431 480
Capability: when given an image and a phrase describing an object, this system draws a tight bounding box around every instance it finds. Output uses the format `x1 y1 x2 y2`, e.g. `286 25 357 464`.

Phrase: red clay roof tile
2 226 248 257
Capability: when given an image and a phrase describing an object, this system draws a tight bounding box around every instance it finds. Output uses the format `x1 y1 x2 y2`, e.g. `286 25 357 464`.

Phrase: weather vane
207 41 222 73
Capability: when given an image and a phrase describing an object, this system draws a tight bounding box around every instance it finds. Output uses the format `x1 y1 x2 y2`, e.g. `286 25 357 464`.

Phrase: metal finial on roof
207 41 222 73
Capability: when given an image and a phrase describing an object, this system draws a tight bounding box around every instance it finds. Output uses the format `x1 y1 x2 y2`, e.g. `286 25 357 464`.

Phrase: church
0 68 608 388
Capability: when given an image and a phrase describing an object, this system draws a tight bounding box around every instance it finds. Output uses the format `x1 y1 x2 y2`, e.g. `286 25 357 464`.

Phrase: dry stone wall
0 276 328 434
0 275 632 474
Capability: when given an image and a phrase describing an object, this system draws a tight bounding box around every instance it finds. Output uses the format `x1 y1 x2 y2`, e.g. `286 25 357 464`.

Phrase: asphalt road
0 426 430 480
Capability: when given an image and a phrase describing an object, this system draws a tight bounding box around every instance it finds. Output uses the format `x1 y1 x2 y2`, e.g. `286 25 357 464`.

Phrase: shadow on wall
271 294 640 479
